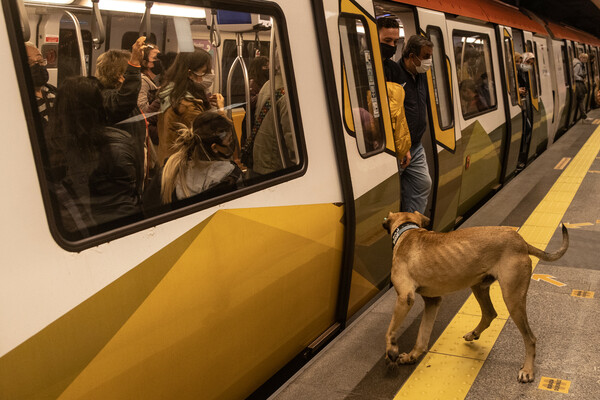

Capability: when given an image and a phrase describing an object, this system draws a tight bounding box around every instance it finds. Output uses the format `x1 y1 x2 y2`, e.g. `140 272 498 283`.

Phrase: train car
1 0 599 399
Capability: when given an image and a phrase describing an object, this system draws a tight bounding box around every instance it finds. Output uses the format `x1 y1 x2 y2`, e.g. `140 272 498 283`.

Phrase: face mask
380 43 397 60
521 64 532 72
199 73 215 91
414 56 432 73
30 64 49 87
150 59 163 75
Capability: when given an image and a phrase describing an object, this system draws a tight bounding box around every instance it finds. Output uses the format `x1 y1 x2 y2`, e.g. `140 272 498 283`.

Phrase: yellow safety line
395 125 600 399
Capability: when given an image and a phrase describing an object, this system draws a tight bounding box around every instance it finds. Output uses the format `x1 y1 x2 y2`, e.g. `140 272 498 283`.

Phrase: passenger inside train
20 4 300 241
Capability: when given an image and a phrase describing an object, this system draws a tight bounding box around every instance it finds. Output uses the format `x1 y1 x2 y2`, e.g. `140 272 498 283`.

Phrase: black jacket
396 59 429 148
101 63 145 196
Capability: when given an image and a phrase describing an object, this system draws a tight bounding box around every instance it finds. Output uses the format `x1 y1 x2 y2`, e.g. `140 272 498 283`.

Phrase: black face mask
380 43 397 60
30 64 49 87
150 59 163 75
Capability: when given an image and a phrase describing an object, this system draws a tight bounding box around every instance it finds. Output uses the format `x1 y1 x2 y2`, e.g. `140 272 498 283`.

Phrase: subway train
1 0 599 399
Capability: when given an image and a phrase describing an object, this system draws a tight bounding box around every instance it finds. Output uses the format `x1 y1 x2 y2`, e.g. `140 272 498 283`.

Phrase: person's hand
130 36 147 67
210 93 225 110
400 150 411 169
518 87 526 96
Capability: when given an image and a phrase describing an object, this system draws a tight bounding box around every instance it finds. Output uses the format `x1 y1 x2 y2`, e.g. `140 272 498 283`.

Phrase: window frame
503 33 518 107
527 40 539 99
427 25 454 131
6 0 308 252
338 12 387 158
452 29 499 121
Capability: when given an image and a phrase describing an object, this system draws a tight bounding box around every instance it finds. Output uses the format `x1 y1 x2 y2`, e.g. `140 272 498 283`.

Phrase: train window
427 26 453 130
453 30 498 119
503 36 518 106
339 15 385 156
16 1 304 249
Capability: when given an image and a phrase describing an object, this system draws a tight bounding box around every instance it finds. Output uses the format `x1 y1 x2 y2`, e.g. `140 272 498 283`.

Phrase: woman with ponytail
158 111 242 204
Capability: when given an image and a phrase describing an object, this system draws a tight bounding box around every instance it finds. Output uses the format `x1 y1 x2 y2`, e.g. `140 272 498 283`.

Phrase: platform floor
270 113 600 400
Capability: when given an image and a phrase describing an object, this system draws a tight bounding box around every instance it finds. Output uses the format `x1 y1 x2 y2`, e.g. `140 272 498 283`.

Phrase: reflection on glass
339 16 385 155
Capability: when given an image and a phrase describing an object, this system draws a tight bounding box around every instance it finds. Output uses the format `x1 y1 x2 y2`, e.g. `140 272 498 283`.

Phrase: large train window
339 15 386 156
453 30 498 119
427 26 453 130
15 1 304 250
503 35 519 106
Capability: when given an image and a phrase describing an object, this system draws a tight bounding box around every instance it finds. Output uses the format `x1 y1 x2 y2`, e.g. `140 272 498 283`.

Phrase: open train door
522 31 543 162
496 25 522 179
412 7 459 231
316 0 404 319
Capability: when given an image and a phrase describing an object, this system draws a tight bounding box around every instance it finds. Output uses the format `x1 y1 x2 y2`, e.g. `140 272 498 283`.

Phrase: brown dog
382 211 569 383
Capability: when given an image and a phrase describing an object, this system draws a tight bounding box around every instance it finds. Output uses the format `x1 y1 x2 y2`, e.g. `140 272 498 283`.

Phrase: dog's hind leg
498 261 537 383
463 281 498 341
385 288 415 365
398 296 442 364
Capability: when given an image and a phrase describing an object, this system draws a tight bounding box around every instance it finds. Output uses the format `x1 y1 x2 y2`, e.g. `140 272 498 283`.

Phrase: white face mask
199 73 215 90
414 56 432 73
521 64 532 72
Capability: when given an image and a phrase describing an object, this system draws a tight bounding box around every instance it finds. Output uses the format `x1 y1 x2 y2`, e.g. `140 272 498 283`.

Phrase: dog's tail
526 224 569 262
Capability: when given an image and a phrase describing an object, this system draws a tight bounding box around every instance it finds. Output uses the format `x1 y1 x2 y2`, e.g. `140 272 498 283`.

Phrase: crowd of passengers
26 36 294 233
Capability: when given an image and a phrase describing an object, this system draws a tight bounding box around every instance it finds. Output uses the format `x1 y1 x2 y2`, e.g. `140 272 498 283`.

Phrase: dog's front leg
385 289 415 366
399 296 442 364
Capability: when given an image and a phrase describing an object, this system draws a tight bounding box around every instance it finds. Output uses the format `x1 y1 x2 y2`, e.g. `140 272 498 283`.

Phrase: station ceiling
500 0 600 39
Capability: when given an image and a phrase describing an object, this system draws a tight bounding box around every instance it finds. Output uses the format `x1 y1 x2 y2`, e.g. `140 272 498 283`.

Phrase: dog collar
392 222 420 247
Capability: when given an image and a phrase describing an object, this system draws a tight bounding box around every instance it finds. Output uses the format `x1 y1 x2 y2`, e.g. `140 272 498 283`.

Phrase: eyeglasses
190 70 209 78
30 58 48 67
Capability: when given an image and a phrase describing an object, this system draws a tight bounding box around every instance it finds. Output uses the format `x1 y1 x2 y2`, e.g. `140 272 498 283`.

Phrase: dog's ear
414 211 431 228
382 212 393 234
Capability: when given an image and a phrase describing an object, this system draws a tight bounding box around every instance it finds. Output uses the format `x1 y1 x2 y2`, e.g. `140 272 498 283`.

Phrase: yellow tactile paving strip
394 125 600 399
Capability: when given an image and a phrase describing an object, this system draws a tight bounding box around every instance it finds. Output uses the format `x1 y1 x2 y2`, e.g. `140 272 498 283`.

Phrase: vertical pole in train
209 9 222 94
16 0 31 42
63 11 87 76
226 32 252 141
269 19 287 168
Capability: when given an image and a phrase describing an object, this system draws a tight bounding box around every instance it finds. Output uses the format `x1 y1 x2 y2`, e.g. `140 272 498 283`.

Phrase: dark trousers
576 81 587 119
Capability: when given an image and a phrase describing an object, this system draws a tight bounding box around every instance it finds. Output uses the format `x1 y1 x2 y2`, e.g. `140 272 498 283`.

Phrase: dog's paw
463 330 480 341
385 347 399 364
517 368 535 383
397 352 417 364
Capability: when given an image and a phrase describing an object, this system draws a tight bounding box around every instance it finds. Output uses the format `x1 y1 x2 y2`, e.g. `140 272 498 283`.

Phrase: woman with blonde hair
160 112 241 204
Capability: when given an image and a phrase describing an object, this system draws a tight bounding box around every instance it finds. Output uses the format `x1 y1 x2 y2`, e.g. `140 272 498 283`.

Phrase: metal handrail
63 11 87 76
90 0 105 50
17 0 31 42
209 9 222 94
139 1 153 37
269 19 287 168
226 33 252 142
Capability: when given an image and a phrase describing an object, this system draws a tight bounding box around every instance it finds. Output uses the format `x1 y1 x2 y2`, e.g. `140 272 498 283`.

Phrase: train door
497 25 522 179
323 0 401 318
584 44 595 110
521 33 542 162
532 35 553 152
567 41 578 125
445 19 506 217
551 38 569 139
413 8 459 231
